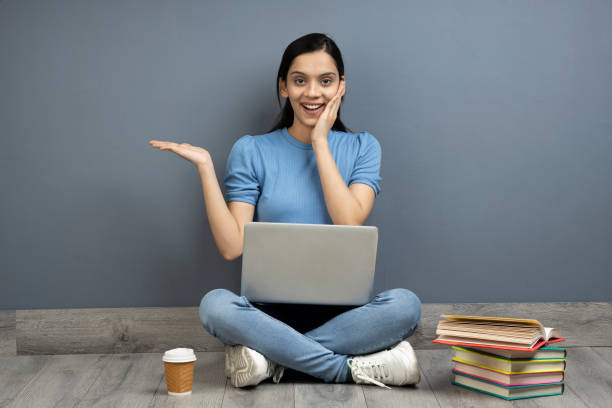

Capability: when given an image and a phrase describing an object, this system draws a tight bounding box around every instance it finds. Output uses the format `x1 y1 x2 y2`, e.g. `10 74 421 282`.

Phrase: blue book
461 344 566 359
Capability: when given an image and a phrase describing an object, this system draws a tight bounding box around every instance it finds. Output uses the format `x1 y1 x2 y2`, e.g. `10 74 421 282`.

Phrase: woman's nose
305 82 321 97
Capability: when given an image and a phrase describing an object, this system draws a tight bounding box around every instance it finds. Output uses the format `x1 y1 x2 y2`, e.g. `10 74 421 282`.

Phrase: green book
453 371 564 400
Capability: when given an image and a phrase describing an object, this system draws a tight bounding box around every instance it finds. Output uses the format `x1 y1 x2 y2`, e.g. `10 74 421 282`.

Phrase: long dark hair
268 33 351 133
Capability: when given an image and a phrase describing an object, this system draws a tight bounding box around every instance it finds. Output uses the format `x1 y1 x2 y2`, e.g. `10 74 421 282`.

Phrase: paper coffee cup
162 348 197 396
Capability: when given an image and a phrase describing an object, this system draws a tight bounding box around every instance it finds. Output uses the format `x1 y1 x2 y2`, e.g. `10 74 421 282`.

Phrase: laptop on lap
240 222 378 306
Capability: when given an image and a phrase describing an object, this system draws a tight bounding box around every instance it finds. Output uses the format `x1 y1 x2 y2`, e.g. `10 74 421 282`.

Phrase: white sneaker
225 345 232 378
347 340 421 389
226 344 285 387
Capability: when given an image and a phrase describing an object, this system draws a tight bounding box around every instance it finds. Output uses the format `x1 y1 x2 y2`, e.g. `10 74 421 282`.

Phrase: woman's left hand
311 78 346 146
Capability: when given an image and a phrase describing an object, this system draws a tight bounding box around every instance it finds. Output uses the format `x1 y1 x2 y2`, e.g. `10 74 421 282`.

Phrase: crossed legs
199 288 421 383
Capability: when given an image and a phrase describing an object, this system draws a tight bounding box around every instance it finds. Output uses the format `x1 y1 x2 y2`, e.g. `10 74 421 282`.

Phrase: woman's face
279 50 344 129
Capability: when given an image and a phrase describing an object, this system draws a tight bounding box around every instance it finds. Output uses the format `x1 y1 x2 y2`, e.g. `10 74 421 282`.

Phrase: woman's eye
293 78 333 85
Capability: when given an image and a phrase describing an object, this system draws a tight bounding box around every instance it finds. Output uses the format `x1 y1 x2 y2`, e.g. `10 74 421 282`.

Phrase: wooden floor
1 347 610 407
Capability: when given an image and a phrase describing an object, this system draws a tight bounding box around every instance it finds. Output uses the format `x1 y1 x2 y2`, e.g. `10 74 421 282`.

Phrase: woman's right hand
149 140 212 169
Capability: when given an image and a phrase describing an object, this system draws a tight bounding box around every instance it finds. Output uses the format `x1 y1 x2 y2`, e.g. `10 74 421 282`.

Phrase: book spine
452 370 564 387
455 345 567 360
452 357 566 375
452 382 565 401
453 363 565 377
453 346 567 362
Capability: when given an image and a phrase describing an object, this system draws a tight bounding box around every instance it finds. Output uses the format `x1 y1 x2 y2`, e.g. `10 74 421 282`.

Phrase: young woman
149 33 422 389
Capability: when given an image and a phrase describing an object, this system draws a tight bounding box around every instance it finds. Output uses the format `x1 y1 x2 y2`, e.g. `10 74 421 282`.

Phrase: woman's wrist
311 135 329 152
197 161 215 175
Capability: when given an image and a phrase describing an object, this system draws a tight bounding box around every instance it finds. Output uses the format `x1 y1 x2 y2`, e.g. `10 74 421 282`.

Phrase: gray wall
2 0 611 310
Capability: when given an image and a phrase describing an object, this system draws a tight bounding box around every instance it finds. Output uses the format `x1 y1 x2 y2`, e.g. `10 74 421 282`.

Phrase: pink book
452 363 565 386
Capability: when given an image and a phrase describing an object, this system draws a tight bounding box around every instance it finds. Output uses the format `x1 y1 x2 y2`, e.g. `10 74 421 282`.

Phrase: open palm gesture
149 140 212 168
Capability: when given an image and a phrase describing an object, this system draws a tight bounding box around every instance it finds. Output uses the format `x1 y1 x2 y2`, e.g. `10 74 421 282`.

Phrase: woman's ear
279 78 288 98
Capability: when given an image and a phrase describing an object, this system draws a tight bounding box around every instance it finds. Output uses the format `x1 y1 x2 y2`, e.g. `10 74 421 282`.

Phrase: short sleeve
223 135 261 205
348 132 382 196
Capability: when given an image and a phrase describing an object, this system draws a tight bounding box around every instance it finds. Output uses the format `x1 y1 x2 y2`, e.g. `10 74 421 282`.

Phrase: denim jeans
199 288 421 383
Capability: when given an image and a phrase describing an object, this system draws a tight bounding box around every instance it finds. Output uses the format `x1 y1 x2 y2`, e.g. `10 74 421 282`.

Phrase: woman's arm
149 140 253 261
309 79 377 225
312 141 375 225
197 163 254 260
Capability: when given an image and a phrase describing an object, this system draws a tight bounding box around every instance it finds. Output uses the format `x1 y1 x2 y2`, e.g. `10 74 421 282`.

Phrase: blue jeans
199 288 421 383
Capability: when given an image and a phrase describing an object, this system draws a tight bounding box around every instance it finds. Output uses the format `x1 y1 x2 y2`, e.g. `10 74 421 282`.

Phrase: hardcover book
452 346 566 374
452 362 564 386
464 344 567 359
453 371 564 400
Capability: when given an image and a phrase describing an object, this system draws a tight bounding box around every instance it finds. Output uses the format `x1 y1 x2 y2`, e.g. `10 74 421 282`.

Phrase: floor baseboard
3 302 610 355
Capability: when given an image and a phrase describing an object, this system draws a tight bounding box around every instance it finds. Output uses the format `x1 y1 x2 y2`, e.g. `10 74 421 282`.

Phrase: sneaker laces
265 358 285 384
349 358 392 389
272 364 285 383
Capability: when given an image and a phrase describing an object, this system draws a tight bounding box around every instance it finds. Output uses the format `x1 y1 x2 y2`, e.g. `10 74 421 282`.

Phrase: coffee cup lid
162 348 197 363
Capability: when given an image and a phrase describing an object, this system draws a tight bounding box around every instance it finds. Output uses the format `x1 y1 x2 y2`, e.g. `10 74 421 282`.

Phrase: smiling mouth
301 103 325 114
302 103 323 110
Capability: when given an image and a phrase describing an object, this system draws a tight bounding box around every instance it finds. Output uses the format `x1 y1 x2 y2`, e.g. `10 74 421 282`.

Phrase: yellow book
452 346 566 375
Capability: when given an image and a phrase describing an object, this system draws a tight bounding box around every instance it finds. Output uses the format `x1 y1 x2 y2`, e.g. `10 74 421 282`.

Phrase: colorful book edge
452 345 567 361
452 381 564 401
452 357 566 375
453 362 565 378
432 337 566 351
453 370 564 388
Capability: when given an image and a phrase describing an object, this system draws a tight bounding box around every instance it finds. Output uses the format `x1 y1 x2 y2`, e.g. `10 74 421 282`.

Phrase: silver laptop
240 222 378 306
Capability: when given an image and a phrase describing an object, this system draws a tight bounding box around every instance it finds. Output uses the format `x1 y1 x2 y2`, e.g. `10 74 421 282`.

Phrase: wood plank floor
1 348 610 408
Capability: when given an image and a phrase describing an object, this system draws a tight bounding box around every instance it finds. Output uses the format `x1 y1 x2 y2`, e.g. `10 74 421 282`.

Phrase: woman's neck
287 122 313 144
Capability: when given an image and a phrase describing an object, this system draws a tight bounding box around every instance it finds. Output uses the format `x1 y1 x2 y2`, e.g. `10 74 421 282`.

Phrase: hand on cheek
311 78 346 144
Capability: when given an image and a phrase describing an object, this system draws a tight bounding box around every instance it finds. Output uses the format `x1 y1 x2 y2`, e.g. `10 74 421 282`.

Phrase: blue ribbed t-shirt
223 127 382 224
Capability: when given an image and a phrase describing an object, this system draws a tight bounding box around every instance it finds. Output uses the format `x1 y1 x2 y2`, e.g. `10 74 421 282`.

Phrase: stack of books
433 315 566 401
